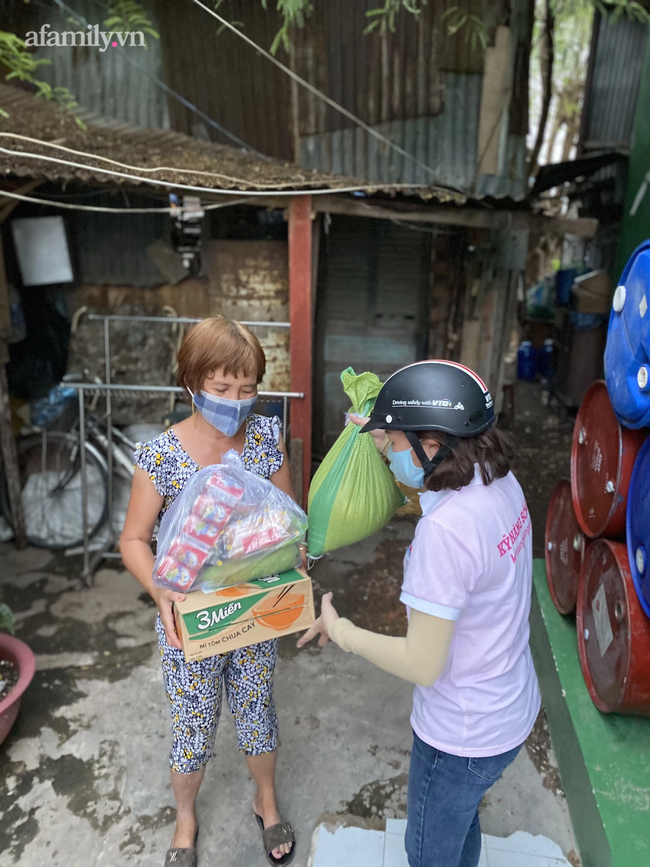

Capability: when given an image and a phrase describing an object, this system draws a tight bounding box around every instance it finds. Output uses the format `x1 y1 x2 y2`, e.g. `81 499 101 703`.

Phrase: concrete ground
0 513 579 867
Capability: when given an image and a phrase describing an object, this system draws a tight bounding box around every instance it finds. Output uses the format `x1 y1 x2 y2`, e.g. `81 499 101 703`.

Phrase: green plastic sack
307 368 405 557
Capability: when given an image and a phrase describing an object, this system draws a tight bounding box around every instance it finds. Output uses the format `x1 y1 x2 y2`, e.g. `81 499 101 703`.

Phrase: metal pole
78 389 90 581
104 318 114 547
87 313 291 328
283 395 288 440
64 383 304 398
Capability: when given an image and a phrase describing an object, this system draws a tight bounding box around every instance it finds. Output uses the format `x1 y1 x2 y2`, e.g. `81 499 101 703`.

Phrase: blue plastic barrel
627 436 650 617
537 339 554 380
604 240 650 428
517 341 537 380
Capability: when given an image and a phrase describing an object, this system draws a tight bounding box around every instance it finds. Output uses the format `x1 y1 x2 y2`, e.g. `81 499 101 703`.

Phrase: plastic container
545 479 587 615
626 436 650 618
570 380 647 539
604 239 650 429
555 268 577 306
537 339 554 380
577 539 650 715
0 634 36 745
517 341 537 381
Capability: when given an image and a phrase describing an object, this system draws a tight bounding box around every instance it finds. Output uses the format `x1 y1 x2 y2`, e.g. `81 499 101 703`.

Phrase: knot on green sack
341 367 384 417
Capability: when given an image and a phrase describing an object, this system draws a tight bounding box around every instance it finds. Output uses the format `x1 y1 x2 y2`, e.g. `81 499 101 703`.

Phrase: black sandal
163 827 199 867
254 812 295 866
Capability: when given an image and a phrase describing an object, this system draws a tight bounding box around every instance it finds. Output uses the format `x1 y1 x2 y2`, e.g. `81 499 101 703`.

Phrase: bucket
577 539 650 715
604 239 650 429
570 380 647 538
545 480 587 615
626 436 650 618
555 269 577 307
517 341 536 381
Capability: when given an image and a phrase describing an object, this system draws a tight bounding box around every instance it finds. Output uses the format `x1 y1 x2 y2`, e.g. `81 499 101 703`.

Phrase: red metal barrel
545 480 587 615
571 380 647 539
577 539 650 716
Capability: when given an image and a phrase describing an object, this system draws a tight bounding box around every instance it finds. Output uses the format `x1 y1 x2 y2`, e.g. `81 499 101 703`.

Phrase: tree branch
528 0 555 179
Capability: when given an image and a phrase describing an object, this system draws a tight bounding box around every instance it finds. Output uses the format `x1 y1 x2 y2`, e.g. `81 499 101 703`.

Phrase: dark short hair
418 426 514 492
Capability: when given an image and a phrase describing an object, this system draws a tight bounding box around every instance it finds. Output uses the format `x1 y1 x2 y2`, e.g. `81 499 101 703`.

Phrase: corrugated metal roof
581 12 648 151
0 84 360 193
0 84 470 203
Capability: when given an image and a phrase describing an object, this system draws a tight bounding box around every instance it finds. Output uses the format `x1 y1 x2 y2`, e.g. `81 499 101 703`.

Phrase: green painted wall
616 37 650 280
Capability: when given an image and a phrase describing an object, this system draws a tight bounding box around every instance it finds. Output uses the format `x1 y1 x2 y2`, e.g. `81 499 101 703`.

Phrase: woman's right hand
151 586 186 650
349 413 386 450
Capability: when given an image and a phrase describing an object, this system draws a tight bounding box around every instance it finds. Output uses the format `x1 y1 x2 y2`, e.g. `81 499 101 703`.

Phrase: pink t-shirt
401 468 540 758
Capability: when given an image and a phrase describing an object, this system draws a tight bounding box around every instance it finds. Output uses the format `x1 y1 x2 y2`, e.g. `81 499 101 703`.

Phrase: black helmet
360 360 495 479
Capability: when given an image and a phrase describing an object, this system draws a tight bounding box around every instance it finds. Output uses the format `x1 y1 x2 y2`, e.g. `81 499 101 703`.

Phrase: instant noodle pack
173 568 314 661
154 450 308 593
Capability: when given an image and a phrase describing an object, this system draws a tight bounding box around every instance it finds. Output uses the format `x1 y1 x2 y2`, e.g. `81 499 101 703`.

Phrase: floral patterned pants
156 616 279 773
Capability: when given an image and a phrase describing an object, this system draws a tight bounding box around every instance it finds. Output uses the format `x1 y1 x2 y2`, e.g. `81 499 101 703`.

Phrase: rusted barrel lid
577 539 650 716
571 380 647 539
545 480 586 615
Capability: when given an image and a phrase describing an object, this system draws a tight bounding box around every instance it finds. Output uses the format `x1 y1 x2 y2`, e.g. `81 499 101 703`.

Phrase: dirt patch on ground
0 659 18 703
525 710 564 797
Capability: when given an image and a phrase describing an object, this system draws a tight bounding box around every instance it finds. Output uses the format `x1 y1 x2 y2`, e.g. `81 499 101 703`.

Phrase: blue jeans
405 731 522 867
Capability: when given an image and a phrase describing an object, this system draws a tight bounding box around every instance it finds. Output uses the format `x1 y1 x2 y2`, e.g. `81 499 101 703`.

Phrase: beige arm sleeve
328 609 455 688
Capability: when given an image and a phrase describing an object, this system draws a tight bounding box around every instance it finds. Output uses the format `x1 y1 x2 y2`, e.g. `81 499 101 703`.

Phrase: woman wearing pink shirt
299 360 541 867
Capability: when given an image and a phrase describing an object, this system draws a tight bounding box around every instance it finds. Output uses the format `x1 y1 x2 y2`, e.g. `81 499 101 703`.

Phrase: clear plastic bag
153 450 308 593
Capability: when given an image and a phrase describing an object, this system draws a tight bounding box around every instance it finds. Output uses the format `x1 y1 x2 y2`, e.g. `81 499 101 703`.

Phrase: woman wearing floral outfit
121 318 302 867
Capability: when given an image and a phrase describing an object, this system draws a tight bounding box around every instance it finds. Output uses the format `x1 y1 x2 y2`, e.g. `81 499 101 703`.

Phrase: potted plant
0 600 36 746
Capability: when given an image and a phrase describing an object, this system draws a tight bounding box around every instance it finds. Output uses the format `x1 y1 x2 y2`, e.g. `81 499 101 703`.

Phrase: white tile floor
310 819 572 867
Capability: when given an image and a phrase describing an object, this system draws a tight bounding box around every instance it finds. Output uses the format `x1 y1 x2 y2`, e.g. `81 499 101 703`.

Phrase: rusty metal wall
157 0 293 157
0 0 169 129
581 12 649 152
205 240 290 393
299 72 482 188
155 0 509 176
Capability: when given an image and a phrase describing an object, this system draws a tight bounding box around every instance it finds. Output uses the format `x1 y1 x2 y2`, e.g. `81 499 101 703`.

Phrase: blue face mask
387 444 425 489
190 390 257 437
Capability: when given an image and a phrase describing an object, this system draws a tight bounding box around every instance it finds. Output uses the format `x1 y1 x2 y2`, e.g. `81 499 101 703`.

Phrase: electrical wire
0 188 251 213
0 143 437 197
0 132 362 190
188 0 455 190
47 0 264 156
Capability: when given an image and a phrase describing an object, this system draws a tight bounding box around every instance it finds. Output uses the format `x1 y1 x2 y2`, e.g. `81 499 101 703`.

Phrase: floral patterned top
133 413 283 520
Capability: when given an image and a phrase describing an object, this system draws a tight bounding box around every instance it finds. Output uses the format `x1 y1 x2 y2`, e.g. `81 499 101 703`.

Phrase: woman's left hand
297 592 339 648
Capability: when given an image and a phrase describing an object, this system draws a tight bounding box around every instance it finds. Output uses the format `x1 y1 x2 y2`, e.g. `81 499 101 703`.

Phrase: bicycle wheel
0 432 109 550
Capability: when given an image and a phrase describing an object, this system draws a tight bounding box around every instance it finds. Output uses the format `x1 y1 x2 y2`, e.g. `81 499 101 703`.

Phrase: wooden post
288 195 313 510
0 240 27 548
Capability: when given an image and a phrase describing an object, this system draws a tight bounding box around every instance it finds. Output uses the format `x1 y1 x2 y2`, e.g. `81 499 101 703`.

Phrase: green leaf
0 603 15 636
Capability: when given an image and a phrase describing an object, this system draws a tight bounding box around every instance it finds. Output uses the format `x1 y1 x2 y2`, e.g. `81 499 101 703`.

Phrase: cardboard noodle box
173 568 314 662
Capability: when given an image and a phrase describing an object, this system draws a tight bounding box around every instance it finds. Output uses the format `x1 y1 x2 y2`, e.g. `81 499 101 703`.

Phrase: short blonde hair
177 317 266 394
